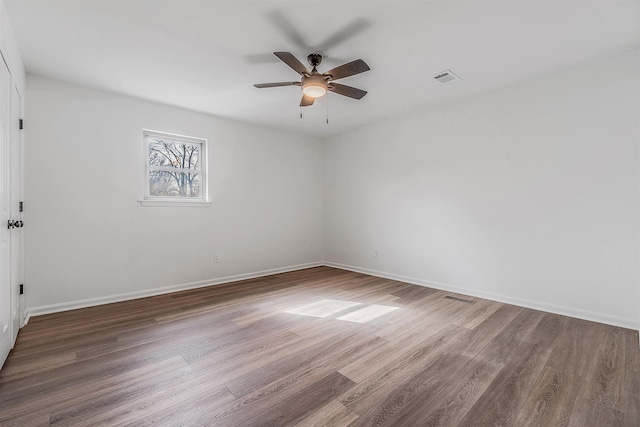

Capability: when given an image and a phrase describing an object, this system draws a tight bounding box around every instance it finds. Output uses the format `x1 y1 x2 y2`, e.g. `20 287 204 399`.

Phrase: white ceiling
5 0 639 138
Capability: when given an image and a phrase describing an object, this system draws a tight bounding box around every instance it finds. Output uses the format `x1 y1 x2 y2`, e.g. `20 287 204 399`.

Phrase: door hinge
19 201 23 212
19 284 23 295
19 119 23 130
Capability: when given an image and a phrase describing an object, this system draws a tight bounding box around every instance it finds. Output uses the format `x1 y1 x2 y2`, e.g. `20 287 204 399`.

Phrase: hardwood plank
293 400 358 427
626 330 640 373
346 352 484 427
236 372 355 427
373 293 464 340
289 314 375 339
448 304 524 359
624 399 640 427
514 366 580 426
472 307 546 365
188 318 373 379
338 305 522 418
411 310 546 426
513 316 602 426
452 298 502 330
83 381 234 427
0 413 50 427
225 330 386 398
345 308 543 426
568 397 625 427
184 371 355 427
624 369 640 425
0 351 77 383
456 313 563 426
389 284 438 302
338 324 466 415
579 325 627 411
48 359 193 426
338 291 488 385
0 355 190 423
339 319 450 383
627 370 640 396
409 357 503 426
186 324 348 382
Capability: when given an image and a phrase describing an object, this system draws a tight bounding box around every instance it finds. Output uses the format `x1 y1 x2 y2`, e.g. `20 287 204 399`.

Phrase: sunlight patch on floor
285 299 362 318
336 304 399 323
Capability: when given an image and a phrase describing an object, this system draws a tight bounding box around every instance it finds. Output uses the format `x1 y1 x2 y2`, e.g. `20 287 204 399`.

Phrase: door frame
10 83 23 338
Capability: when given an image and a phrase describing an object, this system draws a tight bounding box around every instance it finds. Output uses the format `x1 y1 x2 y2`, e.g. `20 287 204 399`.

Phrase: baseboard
27 261 324 317
324 261 639 330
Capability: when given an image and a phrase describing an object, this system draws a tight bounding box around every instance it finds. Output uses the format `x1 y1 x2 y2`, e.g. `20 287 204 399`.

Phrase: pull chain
326 93 329 124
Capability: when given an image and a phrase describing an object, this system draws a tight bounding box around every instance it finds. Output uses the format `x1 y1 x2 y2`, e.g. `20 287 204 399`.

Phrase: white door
10 84 22 343
0 58 11 368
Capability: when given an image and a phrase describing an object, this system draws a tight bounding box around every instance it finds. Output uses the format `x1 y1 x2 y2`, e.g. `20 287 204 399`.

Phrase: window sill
139 200 212 207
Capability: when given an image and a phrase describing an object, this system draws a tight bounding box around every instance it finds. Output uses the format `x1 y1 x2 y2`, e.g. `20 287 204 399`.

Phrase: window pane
149 171 201 197
148 138 200 170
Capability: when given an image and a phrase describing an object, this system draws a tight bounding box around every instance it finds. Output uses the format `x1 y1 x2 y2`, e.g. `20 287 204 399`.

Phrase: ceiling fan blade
274 52 310 76
254 82 300 88
316 18 371 52
267 10 310 51
324 59 370 81
300 94 315 107
328 83 367 100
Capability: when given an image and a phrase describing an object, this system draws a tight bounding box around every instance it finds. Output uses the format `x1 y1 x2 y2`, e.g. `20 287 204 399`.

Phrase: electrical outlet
214 253 221 263
373 250 379 258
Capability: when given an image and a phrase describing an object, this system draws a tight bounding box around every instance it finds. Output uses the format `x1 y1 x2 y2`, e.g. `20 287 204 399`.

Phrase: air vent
433 70 462 84
444 295 474 304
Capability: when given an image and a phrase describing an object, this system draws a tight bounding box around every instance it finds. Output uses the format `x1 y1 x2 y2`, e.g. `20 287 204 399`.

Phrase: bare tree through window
148 139 200 197
143 130 207 202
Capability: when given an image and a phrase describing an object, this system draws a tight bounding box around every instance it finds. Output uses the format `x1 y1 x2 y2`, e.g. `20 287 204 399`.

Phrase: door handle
7 220 23 229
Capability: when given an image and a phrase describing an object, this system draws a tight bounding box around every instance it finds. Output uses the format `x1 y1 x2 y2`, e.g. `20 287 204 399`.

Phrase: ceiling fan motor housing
307 53 323 68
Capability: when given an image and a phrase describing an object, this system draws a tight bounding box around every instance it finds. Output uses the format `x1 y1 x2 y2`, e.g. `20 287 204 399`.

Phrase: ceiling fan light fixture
302 81 327 98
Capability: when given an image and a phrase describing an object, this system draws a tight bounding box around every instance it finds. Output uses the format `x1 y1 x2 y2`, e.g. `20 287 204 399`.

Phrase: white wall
25 75 324 313
324 51 640 329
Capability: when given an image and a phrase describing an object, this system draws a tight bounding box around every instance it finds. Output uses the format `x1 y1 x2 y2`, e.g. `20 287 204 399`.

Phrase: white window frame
140 129 210 207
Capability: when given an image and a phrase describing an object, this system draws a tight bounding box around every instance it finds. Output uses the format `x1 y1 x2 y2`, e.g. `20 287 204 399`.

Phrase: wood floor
0 266 638 426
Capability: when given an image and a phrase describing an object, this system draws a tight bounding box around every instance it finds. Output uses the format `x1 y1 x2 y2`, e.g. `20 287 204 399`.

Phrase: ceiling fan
254 52 370 107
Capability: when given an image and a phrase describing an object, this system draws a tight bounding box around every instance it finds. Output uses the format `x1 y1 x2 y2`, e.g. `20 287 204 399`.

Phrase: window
142 130 209 206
